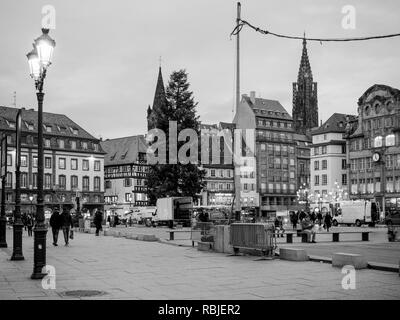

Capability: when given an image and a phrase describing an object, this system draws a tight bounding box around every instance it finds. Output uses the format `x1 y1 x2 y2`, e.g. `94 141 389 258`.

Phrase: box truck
332 200 374 227
152 197 193 228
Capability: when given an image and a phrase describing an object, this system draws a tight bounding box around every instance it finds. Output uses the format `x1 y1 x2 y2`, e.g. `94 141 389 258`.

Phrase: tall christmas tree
146 69 205 205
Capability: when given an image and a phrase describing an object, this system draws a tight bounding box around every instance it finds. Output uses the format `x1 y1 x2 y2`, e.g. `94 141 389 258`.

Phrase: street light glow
34 29 56 68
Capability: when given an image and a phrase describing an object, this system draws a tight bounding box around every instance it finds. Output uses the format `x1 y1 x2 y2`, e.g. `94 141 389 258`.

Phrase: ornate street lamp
27 28 55 279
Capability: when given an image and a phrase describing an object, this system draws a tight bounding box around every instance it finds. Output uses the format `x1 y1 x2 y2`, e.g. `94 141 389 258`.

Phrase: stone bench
279 248 309 261
136 234 158 241
332 252 367 269
167 230 191 241
299 231 371 243
197 241 213 251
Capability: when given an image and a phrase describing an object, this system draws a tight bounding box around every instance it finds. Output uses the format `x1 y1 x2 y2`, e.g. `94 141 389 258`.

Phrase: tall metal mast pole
233 2 242 219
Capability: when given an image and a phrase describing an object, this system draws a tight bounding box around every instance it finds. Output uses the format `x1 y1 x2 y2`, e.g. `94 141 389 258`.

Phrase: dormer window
121 150 128 160
44 124 52 133
93 143 99 152
6 120 15 128
82 142 88 150
70 127 78 135
24 121 34 130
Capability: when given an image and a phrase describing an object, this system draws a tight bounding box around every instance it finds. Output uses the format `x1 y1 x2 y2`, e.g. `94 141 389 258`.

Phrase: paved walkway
0 229 399 300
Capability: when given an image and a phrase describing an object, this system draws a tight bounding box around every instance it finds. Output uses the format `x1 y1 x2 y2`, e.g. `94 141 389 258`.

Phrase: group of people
289 209 333 243
21 213 35 236
49 208 105 246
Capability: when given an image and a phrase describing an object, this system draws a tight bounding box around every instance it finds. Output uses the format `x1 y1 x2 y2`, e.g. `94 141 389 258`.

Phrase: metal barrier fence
191 222 216 242
230 223 276 256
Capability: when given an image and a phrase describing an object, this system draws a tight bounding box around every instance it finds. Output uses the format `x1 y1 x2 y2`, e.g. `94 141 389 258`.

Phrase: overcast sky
0 0 399 140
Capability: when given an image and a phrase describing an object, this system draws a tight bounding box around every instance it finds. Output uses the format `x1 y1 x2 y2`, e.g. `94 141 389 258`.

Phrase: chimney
250 91 256 104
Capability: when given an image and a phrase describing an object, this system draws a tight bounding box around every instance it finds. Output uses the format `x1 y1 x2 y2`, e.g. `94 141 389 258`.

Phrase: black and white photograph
0 0 399 311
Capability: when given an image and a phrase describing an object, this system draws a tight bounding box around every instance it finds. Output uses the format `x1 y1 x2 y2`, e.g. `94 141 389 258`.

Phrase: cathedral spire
147 66 168 130
292 37 318 134
298 35 312 82
152 66 166 110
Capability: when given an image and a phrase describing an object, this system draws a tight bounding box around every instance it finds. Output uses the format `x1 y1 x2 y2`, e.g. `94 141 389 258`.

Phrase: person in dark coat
94 210 103 236
26 214 34 237
49 209 61 246
299 210 306 222
324 212 333 232
114 213 119 227
60 209 74 246
291 212 298 230
317 211 323 226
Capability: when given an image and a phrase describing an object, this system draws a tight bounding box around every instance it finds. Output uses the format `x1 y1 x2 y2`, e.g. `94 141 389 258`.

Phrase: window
71 175 78 189
71 158 78 170
386 134 395 147
374 136 383 148
342 145 346 154
342 174 347 186
82 142 88 150
94 177 101 191
210 169 215 177
244 183 248 190
342 159 347 170
322 146 327 154
58 139 65 148
314 175 320 186
93 144 99 152
44 174 52 189
20 155 28 167
59 158 66 170
125 193 132 202
33 173 37 189
124 178 132 187
59 175 66 190
45 157 52 169
21 173 27 188
261 143 266 151
45 125 52 133
322 174 327 186
314 161 319 171
33 156 38 168
70 141 77 149
219 169 224 177
94 160 101 171
45 139 51 147
314 147 319 155
105 180 111 189
322 160 327 170
83 159 89 171
7 154 12 166
82 176 90 191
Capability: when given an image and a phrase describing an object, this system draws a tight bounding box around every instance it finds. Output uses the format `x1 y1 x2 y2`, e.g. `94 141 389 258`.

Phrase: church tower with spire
147 66 168 130
292 36 318 134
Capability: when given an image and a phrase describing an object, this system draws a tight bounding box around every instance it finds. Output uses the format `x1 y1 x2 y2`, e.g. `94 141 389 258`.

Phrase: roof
311 113 356 135
242 96 292 120
100 135 147 166
0 106 98 140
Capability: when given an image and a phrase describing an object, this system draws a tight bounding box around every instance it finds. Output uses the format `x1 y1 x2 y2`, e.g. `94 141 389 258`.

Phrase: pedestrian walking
94 210 103 236
114 213 119 227
324 212 333 232
291 212 298 230
107 215 111 228
26 214 34 236
317 211 323 226
60 209 74 246
49 209 61 246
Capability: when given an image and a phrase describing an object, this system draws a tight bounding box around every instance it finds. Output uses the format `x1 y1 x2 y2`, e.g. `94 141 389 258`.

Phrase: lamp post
27 28 55 279
0 135 8 248
11 109 24 260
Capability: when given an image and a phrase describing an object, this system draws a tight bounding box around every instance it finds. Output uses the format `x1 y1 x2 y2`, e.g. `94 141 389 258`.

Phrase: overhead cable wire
230 19 400 42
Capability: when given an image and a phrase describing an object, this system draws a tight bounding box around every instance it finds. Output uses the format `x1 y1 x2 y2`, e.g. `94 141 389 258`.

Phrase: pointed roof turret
152 66 166 111
297 35 313 82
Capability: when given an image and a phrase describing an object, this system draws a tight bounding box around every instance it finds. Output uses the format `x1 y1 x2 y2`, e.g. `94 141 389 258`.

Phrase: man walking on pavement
94 209 103 236
50 209 61 246
60 208 74 246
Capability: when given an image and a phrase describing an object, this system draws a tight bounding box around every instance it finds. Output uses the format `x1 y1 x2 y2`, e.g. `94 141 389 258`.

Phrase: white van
332 200 372 227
